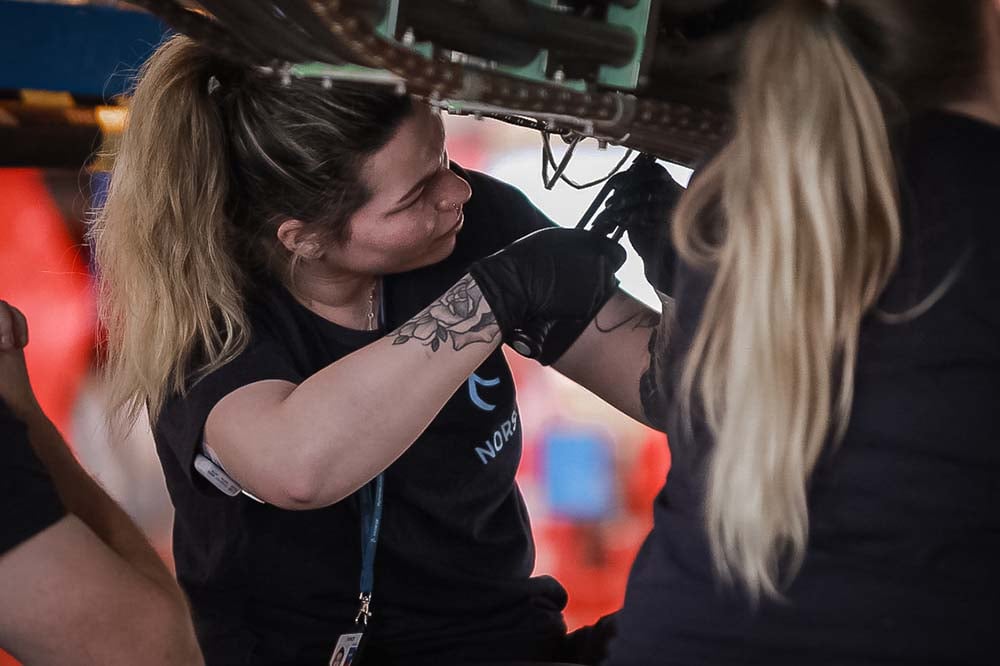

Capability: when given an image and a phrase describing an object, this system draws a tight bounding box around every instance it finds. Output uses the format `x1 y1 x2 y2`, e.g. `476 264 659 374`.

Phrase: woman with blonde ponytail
609 0 1000 663
92 28 662 666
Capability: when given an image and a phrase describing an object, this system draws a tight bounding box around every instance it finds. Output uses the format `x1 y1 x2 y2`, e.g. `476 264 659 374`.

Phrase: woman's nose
435 170 472 212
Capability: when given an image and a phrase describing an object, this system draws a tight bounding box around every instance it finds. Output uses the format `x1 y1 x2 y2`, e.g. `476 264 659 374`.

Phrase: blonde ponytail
92 30 412 429
91 35 248 426
672 1 901 599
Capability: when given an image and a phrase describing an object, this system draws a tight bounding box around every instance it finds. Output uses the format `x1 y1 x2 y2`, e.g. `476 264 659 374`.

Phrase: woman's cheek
405 207 438 240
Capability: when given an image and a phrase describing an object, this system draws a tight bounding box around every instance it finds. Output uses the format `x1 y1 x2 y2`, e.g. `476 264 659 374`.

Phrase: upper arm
156 329 304 506
0 515 202 666
203 378 302 506
553 290 662 427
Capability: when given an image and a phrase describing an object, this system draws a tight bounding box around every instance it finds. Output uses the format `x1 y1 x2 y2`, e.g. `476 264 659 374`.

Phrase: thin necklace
367 279 379 331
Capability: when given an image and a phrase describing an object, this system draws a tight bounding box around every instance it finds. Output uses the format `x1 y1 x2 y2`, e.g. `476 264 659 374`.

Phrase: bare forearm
21 412 183 600
217 274 502 508
554 291 665 426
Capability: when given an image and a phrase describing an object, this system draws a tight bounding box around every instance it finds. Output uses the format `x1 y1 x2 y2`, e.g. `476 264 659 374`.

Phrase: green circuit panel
598 0 654 89
496 0 649 91
496 0 553 82
293 0 649 94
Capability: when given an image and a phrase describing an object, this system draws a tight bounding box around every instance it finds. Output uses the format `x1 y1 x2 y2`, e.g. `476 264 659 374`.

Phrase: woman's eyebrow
392 168 437 209
389 139 447 211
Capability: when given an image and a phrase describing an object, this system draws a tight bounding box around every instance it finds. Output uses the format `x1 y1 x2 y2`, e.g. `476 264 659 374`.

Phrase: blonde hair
672 1 901 599
91 35 411 426
92 36 248 427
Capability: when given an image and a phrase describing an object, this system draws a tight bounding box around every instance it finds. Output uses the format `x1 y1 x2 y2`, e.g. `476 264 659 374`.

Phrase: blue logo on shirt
467 373 500 411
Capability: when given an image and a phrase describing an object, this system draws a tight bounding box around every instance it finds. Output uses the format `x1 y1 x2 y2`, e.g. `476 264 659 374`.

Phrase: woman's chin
427 233 459 263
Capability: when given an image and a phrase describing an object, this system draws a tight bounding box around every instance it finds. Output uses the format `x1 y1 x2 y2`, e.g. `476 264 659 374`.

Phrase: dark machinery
125 0 763 166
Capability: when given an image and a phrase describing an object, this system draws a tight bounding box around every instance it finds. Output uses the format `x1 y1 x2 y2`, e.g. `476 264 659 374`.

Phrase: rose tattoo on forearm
392 275 500 352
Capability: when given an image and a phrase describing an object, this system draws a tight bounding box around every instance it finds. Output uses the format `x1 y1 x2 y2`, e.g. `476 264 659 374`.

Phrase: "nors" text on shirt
474 408 519 465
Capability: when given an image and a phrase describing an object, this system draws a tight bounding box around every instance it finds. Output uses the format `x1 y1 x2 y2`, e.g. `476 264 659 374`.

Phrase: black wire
575 177 619 230
456 112 633 193
541 130 634 191
559 148 633 190
486 114 549 132
541 131 582 189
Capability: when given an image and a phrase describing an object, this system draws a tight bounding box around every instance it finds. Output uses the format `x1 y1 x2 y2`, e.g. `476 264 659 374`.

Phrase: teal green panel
597 0 653 90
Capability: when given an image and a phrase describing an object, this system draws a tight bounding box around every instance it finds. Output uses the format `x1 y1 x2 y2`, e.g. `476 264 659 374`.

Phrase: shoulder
191 287 305 397
155 285 305 458
898 112 1000 229
894 112 1000 295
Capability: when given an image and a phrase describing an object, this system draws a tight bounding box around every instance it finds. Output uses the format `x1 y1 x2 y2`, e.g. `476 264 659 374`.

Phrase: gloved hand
589 156 684 296
469 228 626 363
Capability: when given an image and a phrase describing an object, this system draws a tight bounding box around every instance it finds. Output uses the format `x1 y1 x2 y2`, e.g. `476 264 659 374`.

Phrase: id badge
329 631 364 666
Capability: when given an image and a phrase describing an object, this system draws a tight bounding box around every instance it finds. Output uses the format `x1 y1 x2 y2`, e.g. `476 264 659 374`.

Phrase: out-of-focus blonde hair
669 0 987 599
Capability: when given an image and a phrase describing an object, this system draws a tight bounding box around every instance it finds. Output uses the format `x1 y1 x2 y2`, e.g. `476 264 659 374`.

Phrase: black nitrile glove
589 157 684 296
469 228 626 363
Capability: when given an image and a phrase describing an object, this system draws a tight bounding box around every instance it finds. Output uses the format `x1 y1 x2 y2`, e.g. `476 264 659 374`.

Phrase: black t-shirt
154 166 568 666
0 399 65 557
611 112 1000 665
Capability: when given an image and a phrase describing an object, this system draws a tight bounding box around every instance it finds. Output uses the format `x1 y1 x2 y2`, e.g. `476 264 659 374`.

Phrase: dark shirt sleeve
0 399 66 556
154 332 303 494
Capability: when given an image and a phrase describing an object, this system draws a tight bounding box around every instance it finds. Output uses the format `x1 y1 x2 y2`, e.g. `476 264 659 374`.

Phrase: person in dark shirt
0 301 203 665
91 35 659 665
610 1 1000 664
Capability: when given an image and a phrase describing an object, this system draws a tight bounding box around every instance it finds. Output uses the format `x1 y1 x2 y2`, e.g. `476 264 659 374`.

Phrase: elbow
232 424 364 509
274 477 328 510
270 462 352 510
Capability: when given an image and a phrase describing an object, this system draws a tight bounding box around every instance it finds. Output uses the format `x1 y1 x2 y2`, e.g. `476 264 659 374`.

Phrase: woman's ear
277 219 323 259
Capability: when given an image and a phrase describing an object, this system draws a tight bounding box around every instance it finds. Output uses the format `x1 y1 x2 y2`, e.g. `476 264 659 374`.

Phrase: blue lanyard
355 473 383 627
355 281 385 628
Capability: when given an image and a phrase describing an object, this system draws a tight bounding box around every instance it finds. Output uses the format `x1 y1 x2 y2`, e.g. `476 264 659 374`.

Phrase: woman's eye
407 188 427 207
393 190 423 213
